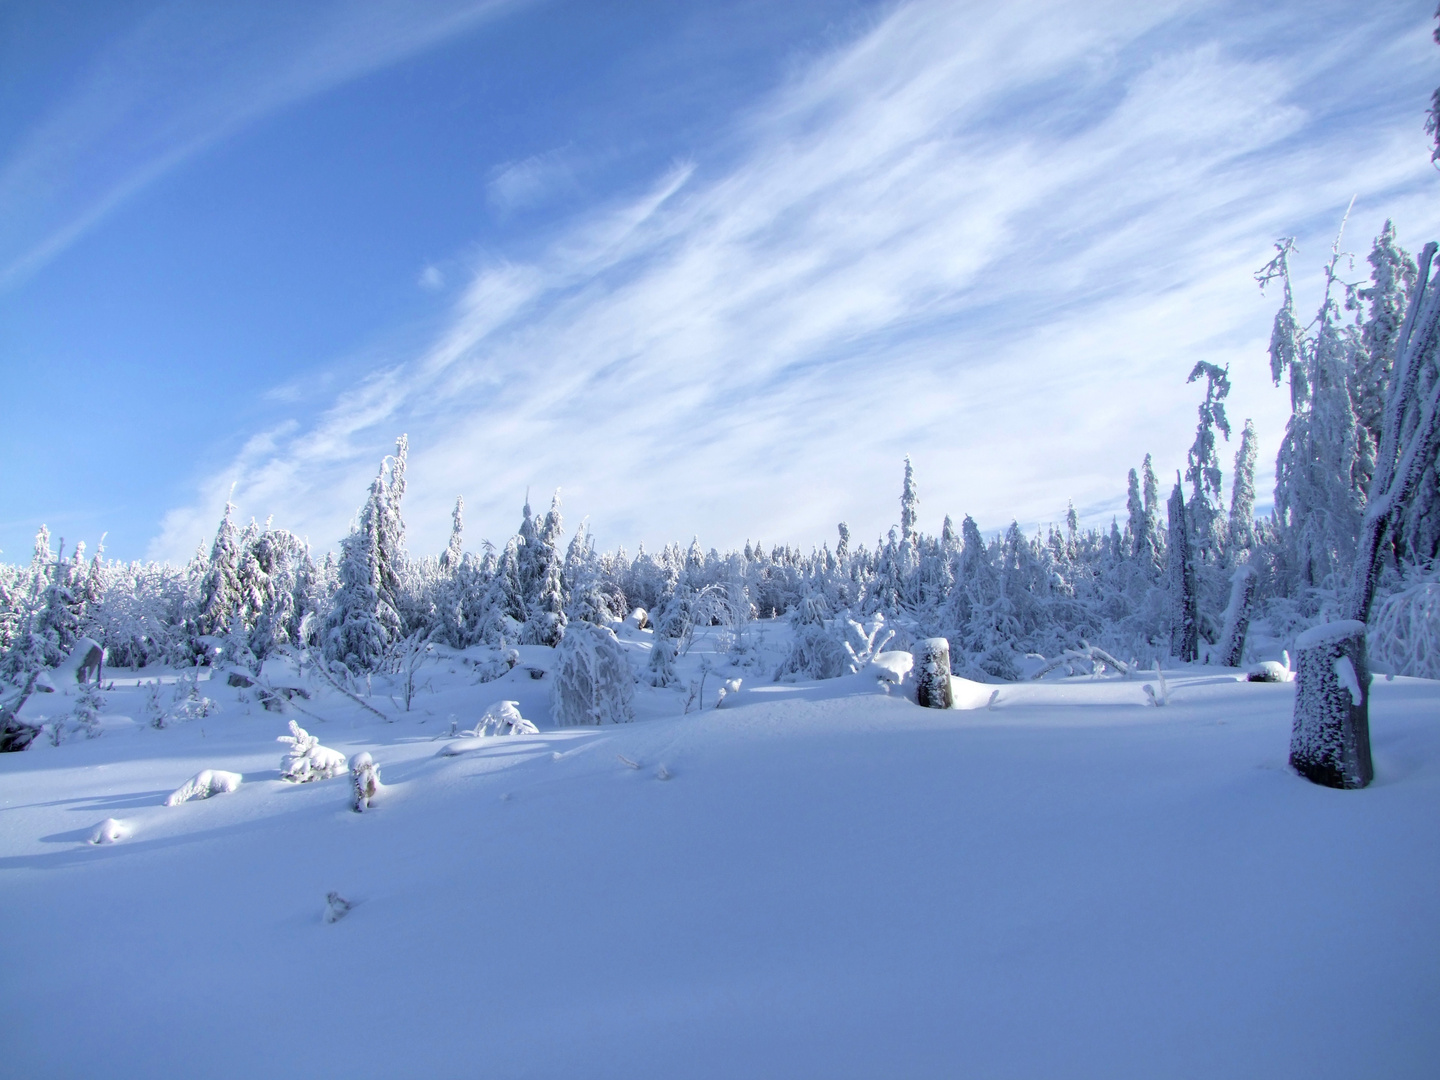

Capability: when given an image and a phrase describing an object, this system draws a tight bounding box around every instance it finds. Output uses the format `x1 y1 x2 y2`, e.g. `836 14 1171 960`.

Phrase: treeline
1 222 1436 686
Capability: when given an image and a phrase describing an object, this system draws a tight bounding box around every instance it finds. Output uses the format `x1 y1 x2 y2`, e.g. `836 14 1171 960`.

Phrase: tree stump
1290 621 1373 789
914 638 953 709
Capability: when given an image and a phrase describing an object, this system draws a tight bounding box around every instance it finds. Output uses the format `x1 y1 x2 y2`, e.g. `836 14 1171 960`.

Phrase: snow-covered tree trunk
1216 564 1256 668
1291 241 1440 790
914 637 953 709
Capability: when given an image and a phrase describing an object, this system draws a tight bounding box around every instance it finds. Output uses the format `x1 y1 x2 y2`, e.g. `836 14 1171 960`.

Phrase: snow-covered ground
2 623 1438 1078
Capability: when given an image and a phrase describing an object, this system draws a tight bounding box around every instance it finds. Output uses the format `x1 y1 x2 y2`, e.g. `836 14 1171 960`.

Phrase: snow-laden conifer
1166 479 1198 662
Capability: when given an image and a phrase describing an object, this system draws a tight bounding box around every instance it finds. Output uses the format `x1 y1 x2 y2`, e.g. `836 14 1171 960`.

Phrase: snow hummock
88 817 130 844
164 769 242 806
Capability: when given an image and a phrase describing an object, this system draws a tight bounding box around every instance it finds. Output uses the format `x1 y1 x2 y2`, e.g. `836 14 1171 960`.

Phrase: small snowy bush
277 721 348 782
165 769 242 806
351 752 380 812
550 621 635 726
469 700 537 736
646 636 678 687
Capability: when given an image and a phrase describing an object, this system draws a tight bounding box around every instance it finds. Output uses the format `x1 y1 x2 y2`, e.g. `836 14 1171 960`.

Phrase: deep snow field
2 621 1438 1079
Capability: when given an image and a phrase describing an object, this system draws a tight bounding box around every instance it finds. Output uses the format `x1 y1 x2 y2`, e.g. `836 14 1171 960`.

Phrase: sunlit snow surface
2 626 1438 1078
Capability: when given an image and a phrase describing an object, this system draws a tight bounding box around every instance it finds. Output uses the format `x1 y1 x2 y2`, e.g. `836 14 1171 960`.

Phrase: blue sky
1 0 1437 565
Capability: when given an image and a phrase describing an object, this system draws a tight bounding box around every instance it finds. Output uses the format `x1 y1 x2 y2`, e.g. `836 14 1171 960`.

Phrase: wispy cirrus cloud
151 0 1440 561
0 0 525 289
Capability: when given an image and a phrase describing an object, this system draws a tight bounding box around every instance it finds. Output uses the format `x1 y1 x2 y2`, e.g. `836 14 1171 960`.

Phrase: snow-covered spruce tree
1184 362 1232 561
1228 420 1258 551
900 456 919 544
549 620 635 725
522 492 566 646
1264 230 1368 590
441 496 464 572
1291 240 1440 789
197 502 241 640
1166 478 1198 662
325 471 403 672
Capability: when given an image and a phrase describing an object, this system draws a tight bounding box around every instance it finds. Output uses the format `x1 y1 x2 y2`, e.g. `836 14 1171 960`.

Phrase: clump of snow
277 721 348 783
88 818 130 844
624 607 648 630
351 753 380 812
1333 656 1363 706
165 769 242 806
550 621 635 726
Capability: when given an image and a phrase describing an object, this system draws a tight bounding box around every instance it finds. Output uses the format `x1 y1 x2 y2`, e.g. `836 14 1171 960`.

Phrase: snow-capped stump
624 607 648 630
277 721 347 782
165 769 242 806
324 891 352 924
550 621 635 726
88 818 130 844
913 638 953 709
351 753 381 813
1290 620 1372 789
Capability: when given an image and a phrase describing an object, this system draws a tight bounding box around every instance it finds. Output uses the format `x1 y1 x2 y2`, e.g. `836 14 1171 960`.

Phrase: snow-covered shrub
471 647 519 684
977 645 1022 682
646 636 678 687
324 891 353 924
550 621 635 726
351 752 380 812
774 596 849 682
66 681 106 739
469 700 537 736
277 721 347 782
842 612 894 673
165 769 242 805
1369 581 1440 679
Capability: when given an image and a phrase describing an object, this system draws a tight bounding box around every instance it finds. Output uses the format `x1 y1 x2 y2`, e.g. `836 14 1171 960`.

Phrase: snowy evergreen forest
3 220 1438 725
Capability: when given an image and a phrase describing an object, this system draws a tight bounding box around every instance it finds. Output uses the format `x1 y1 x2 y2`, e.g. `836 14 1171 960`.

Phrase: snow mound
165 769 242 806
88 817 130 844
949 675 998 710
277 721 348 783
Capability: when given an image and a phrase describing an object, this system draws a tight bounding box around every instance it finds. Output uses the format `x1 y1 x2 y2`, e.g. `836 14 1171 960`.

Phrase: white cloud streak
150 0 1440 562
0 0 524 288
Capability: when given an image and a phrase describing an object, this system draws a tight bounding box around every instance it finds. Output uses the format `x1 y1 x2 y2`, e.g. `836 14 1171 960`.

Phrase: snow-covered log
165 769 242 806
913 638 953 709
277 721 348 782
351 753 380 812
550 621 635 726
1291 241 1440 789
1216 564 1257 668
